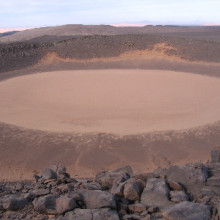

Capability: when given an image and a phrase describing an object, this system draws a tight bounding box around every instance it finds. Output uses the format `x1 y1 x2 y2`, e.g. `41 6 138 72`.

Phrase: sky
1 0 220 28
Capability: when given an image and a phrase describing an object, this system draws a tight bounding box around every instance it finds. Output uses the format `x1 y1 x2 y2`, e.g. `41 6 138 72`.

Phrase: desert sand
0 69 220 134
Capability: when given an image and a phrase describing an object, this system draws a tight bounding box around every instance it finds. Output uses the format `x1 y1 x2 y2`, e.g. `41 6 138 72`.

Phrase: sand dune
0 69 220 134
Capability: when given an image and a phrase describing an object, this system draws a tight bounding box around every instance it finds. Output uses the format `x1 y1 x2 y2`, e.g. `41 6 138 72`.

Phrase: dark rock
141 215 151 220
0 199 3 210
207 163 220 177
82 182 102 190
145 178 169 198
117 197 129 213
208 168 220 177
95 166 132 190
49 164 67 174
135 179 146 190
68 191 82 201
166 163 209 184
56 196 77 214
132 173 159 182
110 176 127 197
55 183 75 194
200 186 220 197
92 208 120 220
141 178 172 209
123 179 143 201
23 192 35 202
33 174 41 183
141 190 173 209
1 195 27 211
170 191 189 203
128 203 146 213
32 188 50 196
78 189 116 209
163 201 211 220
164 163 209 195
167 180 183 191
62 208 120 220
197 196 211 205
207 176 220 186
14 182 23 191
123 214 142 219
148 206 159 213
95 170 130 189
211 150 220 163
42 168 57 180
33 195 58 214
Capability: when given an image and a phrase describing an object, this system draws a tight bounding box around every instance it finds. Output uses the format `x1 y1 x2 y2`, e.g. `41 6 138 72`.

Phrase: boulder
61 208 120 220
170 191 189 203
123 179 143 201
33 195 58 214
163 201 211 220
78 189 116 209
1 195 27 211
145 178 169 198
95 170 130 189
49 164 67 174
164 163 209 195
166 163 209 184
42 168 57 180
141 178 172 208
141 190 173 209
56 196 76 214
110 176 127 197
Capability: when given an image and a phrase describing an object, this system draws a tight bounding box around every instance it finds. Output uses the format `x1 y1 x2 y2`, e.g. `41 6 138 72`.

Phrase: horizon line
1 23 220 33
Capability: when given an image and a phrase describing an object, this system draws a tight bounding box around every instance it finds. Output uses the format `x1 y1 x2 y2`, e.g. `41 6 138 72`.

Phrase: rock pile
1 151 220 219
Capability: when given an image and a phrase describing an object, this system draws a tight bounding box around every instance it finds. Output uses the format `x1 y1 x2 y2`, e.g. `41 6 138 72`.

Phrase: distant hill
0 31 20 38
1 24 220 43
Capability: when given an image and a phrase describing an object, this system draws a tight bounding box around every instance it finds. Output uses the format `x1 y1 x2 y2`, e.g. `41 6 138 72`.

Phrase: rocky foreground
1 151 220 220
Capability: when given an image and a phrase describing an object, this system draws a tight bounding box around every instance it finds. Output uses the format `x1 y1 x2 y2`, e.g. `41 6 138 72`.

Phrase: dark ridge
1 34 220 74
26 35 80 43
0 31 20 38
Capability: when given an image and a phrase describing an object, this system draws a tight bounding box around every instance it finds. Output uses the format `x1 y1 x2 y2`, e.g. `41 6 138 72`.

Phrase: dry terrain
0 69 220 134
1 25 220 181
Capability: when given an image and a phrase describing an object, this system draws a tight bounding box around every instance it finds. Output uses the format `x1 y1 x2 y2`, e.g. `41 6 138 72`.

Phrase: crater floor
0 69 220 134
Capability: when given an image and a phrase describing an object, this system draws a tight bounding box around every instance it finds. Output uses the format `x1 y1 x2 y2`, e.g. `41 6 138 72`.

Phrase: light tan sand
0 69 220 134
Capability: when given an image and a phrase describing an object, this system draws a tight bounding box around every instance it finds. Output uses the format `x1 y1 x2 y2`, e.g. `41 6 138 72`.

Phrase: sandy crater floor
0 69 220 134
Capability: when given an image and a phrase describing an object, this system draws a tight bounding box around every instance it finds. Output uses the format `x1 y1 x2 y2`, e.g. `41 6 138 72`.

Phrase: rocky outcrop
2 151 220 219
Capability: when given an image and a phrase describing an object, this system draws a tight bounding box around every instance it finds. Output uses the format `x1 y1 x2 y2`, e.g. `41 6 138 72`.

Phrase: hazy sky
1 0 220 28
